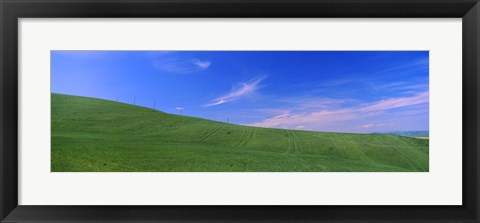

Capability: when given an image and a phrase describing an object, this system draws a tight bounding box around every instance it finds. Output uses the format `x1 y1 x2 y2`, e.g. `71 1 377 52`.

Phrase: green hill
51 93 429 172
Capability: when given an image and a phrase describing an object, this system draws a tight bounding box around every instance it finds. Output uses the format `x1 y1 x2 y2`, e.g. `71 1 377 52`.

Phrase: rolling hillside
51 93 429 172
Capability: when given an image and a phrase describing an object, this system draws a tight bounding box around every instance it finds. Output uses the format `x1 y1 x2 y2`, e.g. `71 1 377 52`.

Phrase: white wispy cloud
204 76 266 107
307 58 428 94
247 91 428 130
360 124 375 129
275 97 356 111
150 53 211 74
357 91 428 113
193 59 211 70
374 82 428 93
379 57 429 74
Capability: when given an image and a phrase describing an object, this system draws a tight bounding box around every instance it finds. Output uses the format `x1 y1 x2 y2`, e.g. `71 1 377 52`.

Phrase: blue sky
51 51 428 133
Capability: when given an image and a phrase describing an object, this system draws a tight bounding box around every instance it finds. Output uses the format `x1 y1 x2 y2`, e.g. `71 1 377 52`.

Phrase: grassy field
51 93 429 172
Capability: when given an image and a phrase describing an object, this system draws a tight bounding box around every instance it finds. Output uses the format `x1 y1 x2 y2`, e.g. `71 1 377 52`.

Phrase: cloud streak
193 59 211 70
150 53 211 74
247 91 428 131
204 76 266 107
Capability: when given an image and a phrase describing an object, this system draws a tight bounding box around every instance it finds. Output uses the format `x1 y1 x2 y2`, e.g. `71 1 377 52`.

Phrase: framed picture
1 0 479 222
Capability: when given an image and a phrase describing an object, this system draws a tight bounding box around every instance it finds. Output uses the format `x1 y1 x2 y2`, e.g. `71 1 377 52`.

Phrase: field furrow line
200 125 225 141
311 134 414 149
283 130 295 154
198 128 212 139
131 123 153 132
239 128 255 147
377 137 419 170
166 122 185 133
325 133 348 157
309 135 314 154
236 128 249 147
289 130 298 153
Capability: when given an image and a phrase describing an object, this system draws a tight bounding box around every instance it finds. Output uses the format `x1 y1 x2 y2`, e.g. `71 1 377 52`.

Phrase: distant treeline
375 131 429 137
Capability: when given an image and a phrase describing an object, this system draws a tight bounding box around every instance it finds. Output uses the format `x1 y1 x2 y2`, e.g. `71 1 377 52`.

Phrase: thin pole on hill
154 101 156 109
176 107 184 122
134 97 136 105
116 97 118 102
227 117 229 124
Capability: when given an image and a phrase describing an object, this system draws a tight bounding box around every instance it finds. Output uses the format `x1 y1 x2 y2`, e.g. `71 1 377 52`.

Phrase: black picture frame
1 0 479 222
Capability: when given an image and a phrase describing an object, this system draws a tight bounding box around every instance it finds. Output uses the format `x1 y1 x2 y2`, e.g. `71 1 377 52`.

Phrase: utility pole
227 117 229 124
176 107 184 122
134 97 136 105
180 109 183 122
154 101 156 109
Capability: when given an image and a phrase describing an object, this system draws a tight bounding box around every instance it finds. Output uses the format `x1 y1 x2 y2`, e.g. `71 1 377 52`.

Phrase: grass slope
52 93 429 172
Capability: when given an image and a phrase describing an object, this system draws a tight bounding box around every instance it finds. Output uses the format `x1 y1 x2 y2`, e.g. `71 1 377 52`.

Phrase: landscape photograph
51 51 429 172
